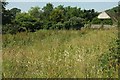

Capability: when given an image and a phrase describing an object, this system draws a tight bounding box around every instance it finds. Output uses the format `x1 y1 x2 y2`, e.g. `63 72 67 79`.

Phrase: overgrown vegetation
1 1 120 78
2 28 119 78
2 2 118 34
92 17 113 25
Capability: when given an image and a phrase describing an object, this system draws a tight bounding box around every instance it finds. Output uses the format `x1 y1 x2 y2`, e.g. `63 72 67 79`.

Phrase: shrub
2 24 19 34
15 13 43 32
69 17 84 30
92 17 113 25
42 22 53 29
51 22 65 30
99 39 118 77
64 21 71 30
18 27 26 32
103 19 113 25
92 17 101 24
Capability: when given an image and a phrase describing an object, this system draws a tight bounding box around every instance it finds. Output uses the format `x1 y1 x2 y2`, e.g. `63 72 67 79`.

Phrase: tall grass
2 28 119 78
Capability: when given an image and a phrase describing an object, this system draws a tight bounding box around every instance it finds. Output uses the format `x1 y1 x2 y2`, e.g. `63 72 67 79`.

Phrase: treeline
2 2 113 34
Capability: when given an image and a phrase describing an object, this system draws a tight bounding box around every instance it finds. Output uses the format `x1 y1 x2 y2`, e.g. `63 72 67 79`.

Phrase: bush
42 22 53 29
2 24 19 34
92 17 101 24
99 39 118 77
92 17 113 25
64 21 71 30
69 17 84 30
18 27 26 32
51 22 65 30
15 13 43 32
34 20 43 30
103 19 113 25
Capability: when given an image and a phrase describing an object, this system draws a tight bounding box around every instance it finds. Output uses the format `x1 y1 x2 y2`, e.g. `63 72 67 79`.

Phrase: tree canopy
2 2 115 34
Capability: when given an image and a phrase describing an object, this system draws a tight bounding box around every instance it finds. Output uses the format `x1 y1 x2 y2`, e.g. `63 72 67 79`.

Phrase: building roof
97 11 111 19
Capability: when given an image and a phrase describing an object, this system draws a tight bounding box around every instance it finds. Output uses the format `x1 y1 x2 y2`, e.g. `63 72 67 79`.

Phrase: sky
5 0 120 2
6 2 119 12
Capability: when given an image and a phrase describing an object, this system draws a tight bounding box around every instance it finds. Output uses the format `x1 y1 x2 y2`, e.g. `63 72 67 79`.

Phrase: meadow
2 28 119 78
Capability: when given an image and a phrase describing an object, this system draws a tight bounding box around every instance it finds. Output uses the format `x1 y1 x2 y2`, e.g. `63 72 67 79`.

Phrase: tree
2 2 102 33
83 9 98 22
10 8 21 20
15 13 43 32
55 5 64 10
50 9 64 23
118 1 120 21
1 1 8 10
42 3 53 19
2 9 13 25
1 1 11 25
69 17 84 30
64 6 83 21
28 6 42 19
15 13 35 31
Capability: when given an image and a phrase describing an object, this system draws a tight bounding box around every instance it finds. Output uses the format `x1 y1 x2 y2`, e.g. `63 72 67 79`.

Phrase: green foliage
2 24 19 34
42 3 53 19
69 17 84 30
92 17 101 24
42 21 53 29
102 19 113 25
64 6 83 20
51 22 65 30
106 5 119 23
10 8 21 20
64 21 71 30
14 13 43 32
50 9 64 23
2 2 20 25
2 2 98 34
2 9 13 25
92 17 113 25
2 2 11 25
28 6 42 19
2 2 116 34
49 16 84 30
1 1 8 10
83 9 98 22
2 1 119 78
99 39 118 77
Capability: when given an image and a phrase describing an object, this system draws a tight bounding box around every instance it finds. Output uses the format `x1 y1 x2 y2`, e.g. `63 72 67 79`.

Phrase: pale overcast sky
5 0 120 2
6 1 119 12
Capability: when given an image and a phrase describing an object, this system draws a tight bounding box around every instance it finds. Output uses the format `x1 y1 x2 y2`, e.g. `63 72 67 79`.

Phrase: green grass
2 28 119 78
